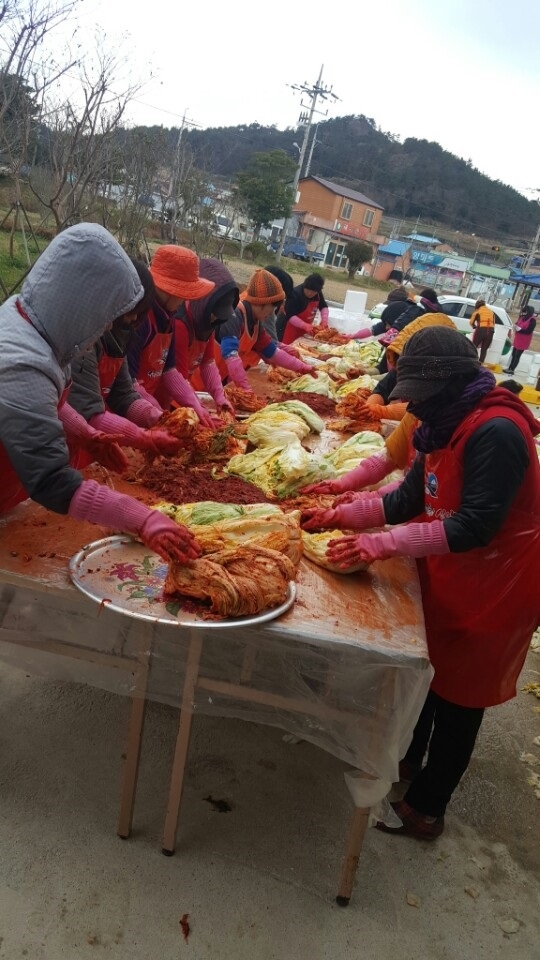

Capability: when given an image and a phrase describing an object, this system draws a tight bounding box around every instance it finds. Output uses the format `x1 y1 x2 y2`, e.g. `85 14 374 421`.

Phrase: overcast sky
57 0 540 202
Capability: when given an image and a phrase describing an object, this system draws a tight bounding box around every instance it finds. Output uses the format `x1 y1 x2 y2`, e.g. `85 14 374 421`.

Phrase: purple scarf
410 368 497 453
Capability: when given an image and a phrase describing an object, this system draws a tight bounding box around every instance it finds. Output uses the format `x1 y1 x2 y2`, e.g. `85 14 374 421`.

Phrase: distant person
281 273 329 344
263 264 294 340
504 304 537 375
469 299 495 363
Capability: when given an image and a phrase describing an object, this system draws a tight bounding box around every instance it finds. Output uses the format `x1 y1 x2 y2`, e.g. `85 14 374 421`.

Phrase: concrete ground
0 644 539 959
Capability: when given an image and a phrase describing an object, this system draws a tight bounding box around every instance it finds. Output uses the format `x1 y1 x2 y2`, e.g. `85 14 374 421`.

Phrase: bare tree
110 127 169 256
28 43 141 232
0 1 82 257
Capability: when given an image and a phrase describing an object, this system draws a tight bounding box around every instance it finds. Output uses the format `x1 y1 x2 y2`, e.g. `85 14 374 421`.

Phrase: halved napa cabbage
154 500 282 526
301 529 369 574
326 431 385 475
153 500 302 566
282 372 333 396
328 341 383 365
333 375 378 398
264 400 324 433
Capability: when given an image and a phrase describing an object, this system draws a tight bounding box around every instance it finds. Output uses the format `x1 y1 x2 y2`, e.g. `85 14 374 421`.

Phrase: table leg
335 805 370 906
162 631 203 856
117 622 153 840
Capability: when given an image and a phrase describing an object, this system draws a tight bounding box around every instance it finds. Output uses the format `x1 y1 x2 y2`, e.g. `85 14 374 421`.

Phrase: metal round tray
69 536 296 628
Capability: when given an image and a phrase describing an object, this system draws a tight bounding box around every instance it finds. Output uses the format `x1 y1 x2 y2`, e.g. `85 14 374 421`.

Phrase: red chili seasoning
140 462 273 506
276 391 336 417
179 914 190 942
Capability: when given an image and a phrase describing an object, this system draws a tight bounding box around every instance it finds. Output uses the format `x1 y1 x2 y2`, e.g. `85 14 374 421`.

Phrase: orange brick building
294 176 384 267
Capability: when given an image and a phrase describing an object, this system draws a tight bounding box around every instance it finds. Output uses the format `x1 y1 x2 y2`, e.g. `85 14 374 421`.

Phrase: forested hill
183 115 536 241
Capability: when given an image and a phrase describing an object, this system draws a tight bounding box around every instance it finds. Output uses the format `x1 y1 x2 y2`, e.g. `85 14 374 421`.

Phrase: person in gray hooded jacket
0 223 200 564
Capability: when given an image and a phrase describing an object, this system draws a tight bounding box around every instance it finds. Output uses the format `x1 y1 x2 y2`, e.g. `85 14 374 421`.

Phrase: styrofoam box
328 308 370 335
344 290 368 315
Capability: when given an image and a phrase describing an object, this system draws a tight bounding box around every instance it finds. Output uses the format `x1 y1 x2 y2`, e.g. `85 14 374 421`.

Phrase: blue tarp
378 241 411 256
509 271 540 287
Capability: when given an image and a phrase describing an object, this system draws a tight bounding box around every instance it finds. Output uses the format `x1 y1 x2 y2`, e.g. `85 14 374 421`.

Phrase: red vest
418 393 540 707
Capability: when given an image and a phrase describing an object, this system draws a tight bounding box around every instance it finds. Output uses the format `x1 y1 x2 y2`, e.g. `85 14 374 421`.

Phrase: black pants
403 690 484 818
506 347 524 373
472 327 494 363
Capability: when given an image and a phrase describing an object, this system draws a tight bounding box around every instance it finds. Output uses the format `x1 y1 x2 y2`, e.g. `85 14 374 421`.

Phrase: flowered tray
69 536 296 628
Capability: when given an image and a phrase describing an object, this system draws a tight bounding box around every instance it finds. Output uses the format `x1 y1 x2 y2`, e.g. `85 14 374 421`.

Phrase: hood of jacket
185 258 239 341
19 223 143 366
477 386 540 438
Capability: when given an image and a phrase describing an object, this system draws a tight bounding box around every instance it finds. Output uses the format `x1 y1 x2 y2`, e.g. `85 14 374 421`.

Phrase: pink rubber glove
90 412 181 456
351 327 372 340
89 410 147 445
302 450 394 496
59 404 128 473
319 307 329 329
161 368 215 428
134 382 163 411
278 343 301 356
126 397 163 427
138 510 201 563
270 347 317 377
136 430 183 456
83 436 129 473
374 478 401 496
327 520 449 568
68 480 201 563
288 315 312 334
301 496 385 532
200 361 233 414
225 354 252 391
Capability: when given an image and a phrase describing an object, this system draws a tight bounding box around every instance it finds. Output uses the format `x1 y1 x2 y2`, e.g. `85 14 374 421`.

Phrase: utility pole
304 124 320 178
167 109 200 243
276 66 339 260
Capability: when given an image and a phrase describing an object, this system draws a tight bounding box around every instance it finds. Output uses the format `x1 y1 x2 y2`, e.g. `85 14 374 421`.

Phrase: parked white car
437 296 512 333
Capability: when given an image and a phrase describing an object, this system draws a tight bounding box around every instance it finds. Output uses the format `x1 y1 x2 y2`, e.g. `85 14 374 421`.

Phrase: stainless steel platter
69 536 296 628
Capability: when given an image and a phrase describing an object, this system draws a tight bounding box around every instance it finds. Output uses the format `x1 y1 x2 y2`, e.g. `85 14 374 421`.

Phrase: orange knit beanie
242 269 285 305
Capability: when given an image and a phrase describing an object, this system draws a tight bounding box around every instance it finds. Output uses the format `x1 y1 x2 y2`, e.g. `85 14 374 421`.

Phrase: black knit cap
389 327 480 401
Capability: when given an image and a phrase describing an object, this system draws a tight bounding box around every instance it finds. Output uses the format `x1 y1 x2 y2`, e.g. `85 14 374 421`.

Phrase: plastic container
484 326 509 365
344 290 368 315
327 308 369 336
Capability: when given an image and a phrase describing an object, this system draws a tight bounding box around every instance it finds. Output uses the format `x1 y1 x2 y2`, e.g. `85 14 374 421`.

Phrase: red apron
282 296 319 345
215 302 259 381
138 309 172 396
98 353 124 399
187 336 213 392
418 396 540 707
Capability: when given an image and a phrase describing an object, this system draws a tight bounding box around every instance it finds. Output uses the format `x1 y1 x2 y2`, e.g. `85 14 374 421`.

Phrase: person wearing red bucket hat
126 245 218 428
173 258 240 417
313 326 540 839
213 268 317 392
